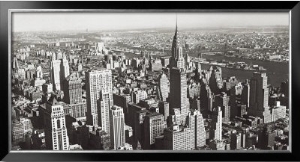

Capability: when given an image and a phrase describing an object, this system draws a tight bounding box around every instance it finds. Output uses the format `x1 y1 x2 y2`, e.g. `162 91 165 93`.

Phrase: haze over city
13 12 289 32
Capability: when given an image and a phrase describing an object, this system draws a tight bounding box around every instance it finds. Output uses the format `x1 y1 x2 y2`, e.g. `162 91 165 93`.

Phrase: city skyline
11 12 290 152
12 12 289 32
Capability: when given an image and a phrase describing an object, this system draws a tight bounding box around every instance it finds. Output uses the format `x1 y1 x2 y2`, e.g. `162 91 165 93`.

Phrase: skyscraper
51 53 70 91
86 69 113 134
193 61 202 82
187 110 206 148
169 17 185 69
230 132 242 150
158 101 169 121
143 112 165 149
214 92 230 122
193 110 206 148
209 66 223 94
229 82 243 119
44 96 69 150
163 124 194 150
248 72 272 123
109 105 125 150
210 107 222 141
242 79 250 108
63 72 86 120
158 72 169 102
200 84 213 117
63 72 82 104
51 54 62 91
169 67 189 125
36 65 43 79
60 54 70 90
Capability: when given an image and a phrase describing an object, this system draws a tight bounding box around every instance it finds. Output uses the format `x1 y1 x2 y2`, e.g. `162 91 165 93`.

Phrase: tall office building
200 84 213 117
229 82 243 119
63 72 82 104
51 54 62 91
131 89 147 104
109 106 125 150
194 111 206 147
51 53 70 91
169 18 185 69
209 66 223 94
187 110 206 148
86 69 113 134
169 67 189 125
60 54 70 89
63 72 86 120
230 132 242 150
242 80 250 108
44 97 69 150
158 72 169 102
143 112 165 149
159 101 169 121
214 92 230 122
163 124 194 150
248 72 272 123
193 61 202 82
133 108 147 148
210 107 222 141
35 65 43 79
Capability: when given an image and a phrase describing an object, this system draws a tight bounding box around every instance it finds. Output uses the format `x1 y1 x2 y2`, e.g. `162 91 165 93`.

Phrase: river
124 53 289 87
200 55 289 87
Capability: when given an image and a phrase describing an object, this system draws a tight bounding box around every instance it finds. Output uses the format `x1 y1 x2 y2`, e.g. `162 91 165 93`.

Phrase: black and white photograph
10 10 291 152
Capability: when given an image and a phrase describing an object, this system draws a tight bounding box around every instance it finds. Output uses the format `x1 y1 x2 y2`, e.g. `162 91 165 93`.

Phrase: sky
12 12 289 32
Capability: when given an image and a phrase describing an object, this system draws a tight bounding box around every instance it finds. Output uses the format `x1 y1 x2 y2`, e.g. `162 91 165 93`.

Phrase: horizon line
13 25 289 33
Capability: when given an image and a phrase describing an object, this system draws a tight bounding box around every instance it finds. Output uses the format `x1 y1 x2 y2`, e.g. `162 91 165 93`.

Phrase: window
57 120 61 128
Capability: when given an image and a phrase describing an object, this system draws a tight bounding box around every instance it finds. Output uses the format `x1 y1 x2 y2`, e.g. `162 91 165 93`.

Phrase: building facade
110 106 125 150
169 67 189 125
143 112 165 149
86 69 113 134
43 97 69 150
248 72 272 123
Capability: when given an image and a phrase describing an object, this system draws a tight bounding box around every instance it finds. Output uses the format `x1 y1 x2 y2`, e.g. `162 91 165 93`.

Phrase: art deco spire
175 14 178 38
172 14 180 59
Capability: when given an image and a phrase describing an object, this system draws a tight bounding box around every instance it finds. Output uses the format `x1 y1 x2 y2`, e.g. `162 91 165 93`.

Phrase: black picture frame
1 1 300 161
